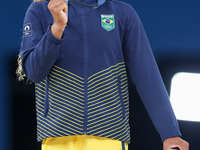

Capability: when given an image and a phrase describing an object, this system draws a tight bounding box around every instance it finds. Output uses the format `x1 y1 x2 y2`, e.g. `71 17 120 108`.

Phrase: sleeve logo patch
101 14 115 31
23 23 33 37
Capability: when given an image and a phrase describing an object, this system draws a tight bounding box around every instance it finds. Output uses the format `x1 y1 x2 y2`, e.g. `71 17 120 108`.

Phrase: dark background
0 0 200 149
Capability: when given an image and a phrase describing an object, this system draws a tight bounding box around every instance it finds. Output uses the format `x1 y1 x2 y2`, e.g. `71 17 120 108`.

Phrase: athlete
16 0 189 150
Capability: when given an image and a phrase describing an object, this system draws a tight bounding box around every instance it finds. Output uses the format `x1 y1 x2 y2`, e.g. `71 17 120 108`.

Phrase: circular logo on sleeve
23 23 33 37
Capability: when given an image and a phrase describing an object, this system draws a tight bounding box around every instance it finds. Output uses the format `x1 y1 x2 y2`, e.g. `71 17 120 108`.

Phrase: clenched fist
163 137 189 150
48 0 68 39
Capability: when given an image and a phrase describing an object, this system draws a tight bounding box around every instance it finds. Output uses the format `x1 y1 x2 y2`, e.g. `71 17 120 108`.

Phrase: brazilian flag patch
101 14 115 31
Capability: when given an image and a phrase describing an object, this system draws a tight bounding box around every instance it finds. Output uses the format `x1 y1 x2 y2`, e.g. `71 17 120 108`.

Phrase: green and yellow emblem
101 14 115 31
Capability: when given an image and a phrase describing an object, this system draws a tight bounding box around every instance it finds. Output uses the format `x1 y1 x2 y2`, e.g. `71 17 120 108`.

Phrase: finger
49 0 66 9
53 2 67 13
48 0 67 13
49 0 66 4
63 3 68 13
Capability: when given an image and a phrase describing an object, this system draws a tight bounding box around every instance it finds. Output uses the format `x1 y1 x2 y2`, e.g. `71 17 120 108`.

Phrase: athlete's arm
122 4 188 150
20 2 64 83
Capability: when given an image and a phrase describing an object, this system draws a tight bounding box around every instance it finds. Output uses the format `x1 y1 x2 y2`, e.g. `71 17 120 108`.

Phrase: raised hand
48 0 68 39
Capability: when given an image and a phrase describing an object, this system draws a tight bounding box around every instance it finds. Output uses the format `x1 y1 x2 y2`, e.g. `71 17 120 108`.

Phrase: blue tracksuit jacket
20 0 181 143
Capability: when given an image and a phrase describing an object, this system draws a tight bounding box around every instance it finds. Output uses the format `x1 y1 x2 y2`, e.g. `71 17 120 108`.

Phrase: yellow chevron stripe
41 113 81 133
88 65 125 84
35 85 46 92
87 111 122 126
47 110 83 129
88 114 122 129
122 96 129 102
120 79 127 85
37 110 82 131
88 100 120 116
88 117 123 133
35 89 45 97
49 93 84 113
36 83 46 89
37 114 78 135
88 96 120 111
49 85 84 105
50 78 84 96
36 101 44 110
88 85 118 100
87 76 117 91
88 82 118 98
49 107 83 124
51 68 84 84
121 87 128 94
48 100 84 120
36 77 47 84
119 69 127 74
37 132 47 141
36 94 44 100
120 74 128 79
120 77 128 84
87 91 120 109
88 92 119 105
112 130 129 141
37 127 51 138
36 95 45 104
90 117 126 135
37 120 59 137
88 62 125 80
99 124 128 137
121 83 128 90
88 70 126 91
48 100 83 120
50 74 84 91
88 107 122 122
97 125 124 137
124 101 129 105
35 85 46 94
36 105 83 126
87 78 118 94
50 72 84 88
88 69 122 87
53 65 84 81
36 80 46 87
37 131 46 141
112 122 130 138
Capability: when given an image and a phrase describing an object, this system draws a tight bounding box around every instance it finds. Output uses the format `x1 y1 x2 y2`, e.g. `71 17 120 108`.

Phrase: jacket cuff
46 25 65 45
160 129 182 142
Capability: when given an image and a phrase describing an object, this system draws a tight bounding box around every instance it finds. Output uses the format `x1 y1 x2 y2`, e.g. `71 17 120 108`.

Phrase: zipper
82 8 88 135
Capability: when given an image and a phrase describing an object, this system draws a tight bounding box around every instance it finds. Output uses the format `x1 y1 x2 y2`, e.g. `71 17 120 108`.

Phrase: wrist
50 23 65 39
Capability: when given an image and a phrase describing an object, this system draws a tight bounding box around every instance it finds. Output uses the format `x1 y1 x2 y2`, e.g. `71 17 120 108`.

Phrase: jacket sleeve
20 2 64 83
122 5 181 141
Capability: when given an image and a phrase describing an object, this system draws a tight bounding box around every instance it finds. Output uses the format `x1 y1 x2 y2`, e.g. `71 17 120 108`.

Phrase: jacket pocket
118 76 126 119
44 76 49 117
